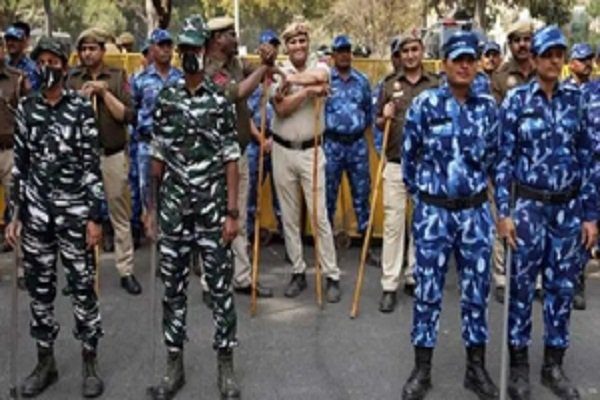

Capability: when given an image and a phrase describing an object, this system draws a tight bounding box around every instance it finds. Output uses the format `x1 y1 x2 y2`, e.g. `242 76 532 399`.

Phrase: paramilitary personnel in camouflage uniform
6 37 105 398
147 17 242 400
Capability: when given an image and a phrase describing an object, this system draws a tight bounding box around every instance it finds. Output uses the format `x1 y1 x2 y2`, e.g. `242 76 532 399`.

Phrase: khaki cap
281 20 310 43
207 16 235 32
117 32 135 46
76 27 108 48
507 19 534 39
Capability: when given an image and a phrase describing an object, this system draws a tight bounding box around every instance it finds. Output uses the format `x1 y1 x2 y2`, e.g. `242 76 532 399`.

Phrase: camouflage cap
531 25 566 56
331 35 352 51
31 36 68 63
76 27 109 48
4 26 25 40
443 31 478 60
570 43 593 60
178 14 208 47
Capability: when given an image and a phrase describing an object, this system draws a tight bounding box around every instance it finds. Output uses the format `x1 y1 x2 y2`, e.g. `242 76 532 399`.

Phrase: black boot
464 346 499 399
572 274 586 311
21 346 58 398
325 278 341 303
149 351 185 400
217 349 241 399
82 349 104 398
541 347 580 400
378 291 397 313
284 273 307 298
508 346 530 400
402 347 433 400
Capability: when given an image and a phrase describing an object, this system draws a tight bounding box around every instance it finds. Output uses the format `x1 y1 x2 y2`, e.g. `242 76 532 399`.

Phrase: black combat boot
284 273 307 298
149 351 185 400
541 347 580 400
21 345 58 397
572 274 586 311
464 346 499 399
217 348 241 399
325 278 341 303
82 348 104 398
402 347 433 400
508 346 530 400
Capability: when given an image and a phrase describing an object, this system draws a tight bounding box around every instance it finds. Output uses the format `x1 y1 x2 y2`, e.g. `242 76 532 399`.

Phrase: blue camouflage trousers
159 207 237 352
22 196 102 350
411 201 493 348
128 135 142 231
509 198 582 349
324 137 370 233
246 141 281 238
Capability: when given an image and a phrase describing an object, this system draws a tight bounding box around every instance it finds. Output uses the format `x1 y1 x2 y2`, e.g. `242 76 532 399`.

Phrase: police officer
491 19 535 102
271 19 342 302
131 28 182 227
565 43 594 88
4 23 40 91
490 20 537 303
204 16 276 297
376 31 438 312
400 31 499 400
5 36 105 398
324 35 372 249
147 17 241 400
480 41 502 77
67 28 141 295
246 29 282 240
117 31 135 53
371 36 404 159
496 26 598 400
0 34 26 281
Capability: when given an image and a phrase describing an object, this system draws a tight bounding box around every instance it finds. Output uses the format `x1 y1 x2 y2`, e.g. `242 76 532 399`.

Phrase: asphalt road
1 240 599 400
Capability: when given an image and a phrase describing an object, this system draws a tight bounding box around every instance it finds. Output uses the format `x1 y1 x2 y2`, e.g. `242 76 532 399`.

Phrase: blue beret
570 43 593 60
150 29 173 45
332 35 352 51
482 41 501 55
259 29 280 45
531 25 566 56
443 31 478 60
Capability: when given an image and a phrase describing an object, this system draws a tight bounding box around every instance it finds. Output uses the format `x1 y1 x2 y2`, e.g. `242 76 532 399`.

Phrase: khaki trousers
272 142 340 280
100 150 134 277
380 162 415 292
0 149 21 277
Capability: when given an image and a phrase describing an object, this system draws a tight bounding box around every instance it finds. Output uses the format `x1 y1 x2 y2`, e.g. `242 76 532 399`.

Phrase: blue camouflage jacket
402 81 499 198
247 83 275 138
8 55 40 91
495 79 598 221
325 67 372 136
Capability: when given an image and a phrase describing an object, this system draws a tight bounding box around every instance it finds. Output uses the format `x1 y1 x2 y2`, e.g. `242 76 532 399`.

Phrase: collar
439 79 478 103
80 64 111 80
529 78 564 98
505 57 535 78
331 67 357 82
395 67 433 84
38 88 71 107
147 63 179 79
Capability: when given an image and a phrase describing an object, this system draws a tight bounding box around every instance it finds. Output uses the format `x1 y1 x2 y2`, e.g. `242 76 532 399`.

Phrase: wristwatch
226 208 240 220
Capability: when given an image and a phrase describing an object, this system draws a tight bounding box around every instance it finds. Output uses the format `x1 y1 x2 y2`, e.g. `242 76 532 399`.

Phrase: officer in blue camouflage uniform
400 31 499 400
584 77 600 266
324 35 372 241
246 29 282 240
131 28 182 221
147 17 242 400
5 37 105 398
372 36 403 155
565 42 595 311
496 26 598 400
480 41 502 78
4 24 40 91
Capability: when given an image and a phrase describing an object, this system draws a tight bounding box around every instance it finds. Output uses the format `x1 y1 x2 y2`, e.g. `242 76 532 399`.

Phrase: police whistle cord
251 80 269 317
312 96 324 309
350 118 392 319
9 250 21 399
499 182 516 400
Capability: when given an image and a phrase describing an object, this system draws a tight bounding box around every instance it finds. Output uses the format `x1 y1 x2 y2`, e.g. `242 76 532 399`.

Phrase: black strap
273 134 321 150
515 182 579 204
419 189 488 211
325 131 364 144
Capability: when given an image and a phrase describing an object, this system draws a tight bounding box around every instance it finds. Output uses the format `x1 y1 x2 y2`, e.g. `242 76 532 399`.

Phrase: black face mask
181 52 204 74
40 65 64 89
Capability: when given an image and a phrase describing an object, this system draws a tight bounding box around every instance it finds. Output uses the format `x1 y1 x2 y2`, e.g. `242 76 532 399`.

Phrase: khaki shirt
271 56 330 143
0 64 24 146
491 58 536 103
67 65 133 153
377 69 439 161
205 55 253 149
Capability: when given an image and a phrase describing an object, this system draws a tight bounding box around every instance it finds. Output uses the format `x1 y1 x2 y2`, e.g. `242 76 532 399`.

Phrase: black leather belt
325 131 364 144
104 147 124 157
0 143 13 150
515 182 579 204
420 189 488 211
273 134 321 150
387 157 401 164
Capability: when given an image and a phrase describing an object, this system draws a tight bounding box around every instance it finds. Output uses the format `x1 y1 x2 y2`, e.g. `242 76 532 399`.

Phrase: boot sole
463 379 499 400
21 370 59 398
540 376 580 400
147 377 186 400
401 382 432 400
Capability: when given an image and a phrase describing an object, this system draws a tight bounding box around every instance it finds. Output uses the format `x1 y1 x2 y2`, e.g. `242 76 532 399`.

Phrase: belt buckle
291 141 302 150
541 191 553 203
